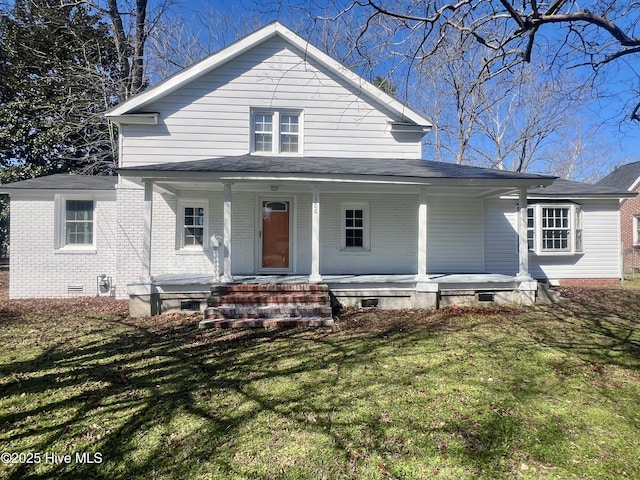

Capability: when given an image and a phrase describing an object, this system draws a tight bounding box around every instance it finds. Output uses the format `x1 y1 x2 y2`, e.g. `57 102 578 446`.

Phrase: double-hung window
634 216 640 246
251 110 301 155
55 196 96 250
177 200 208 251
526 203 583 254
65 200 94 246
341 202 370 251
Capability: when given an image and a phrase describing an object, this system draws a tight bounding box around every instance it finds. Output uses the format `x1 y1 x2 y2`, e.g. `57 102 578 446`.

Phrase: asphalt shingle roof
0 174 117 191
528 178 635 197
596 161 640 190
118 155 555 181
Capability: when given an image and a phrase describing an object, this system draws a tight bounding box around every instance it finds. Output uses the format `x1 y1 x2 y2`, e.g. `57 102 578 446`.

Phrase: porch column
309 184 322 283
221 182 233 283
417 187 429 281
141 181 153 283
517 186 531 280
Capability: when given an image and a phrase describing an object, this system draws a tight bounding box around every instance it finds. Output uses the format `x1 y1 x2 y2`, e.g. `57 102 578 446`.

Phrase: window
251 110 301 154
55 196 96 250
345 209 364 247
527 207 535 250
541 207 570 251
634 216 640 246
183 206 205 246
279 114 299 153
341 202 370 251
254 113 273 152
526 204 583 255
178 200 208 251
65 200 94 245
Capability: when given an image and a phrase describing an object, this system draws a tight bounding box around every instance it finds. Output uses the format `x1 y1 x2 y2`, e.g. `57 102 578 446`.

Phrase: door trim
256 196 296 274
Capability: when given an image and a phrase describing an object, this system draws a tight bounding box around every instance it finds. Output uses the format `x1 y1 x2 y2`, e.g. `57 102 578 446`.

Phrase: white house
2 22 633 321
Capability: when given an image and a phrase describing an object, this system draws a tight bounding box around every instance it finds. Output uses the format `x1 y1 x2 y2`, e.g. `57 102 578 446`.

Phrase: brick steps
204 304 332 319
207 293 330 305
199 283 333 329
199 317 334 329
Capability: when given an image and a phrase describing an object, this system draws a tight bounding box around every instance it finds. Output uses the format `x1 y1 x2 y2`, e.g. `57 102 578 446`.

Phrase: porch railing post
309 184 322 283
141 181 153 283
517 186 531 280
417 186 429 282
222 182 233 283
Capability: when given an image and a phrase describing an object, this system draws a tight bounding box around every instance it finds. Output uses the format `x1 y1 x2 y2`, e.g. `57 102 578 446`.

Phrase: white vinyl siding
119 36 422 166
484 199 621 281
427 196 484 273
319 193 417 275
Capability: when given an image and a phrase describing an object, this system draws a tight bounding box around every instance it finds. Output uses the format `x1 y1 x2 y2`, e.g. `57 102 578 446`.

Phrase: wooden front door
261 200 290 269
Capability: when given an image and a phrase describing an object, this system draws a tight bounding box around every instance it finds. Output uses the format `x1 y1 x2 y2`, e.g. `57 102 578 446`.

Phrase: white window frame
526 203 583 255
341 202 370 252
250 109 302 155
634 216 640 246
177 199 209 252
54 194 96 251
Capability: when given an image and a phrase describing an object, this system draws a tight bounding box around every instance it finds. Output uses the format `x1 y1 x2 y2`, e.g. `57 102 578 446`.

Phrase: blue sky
172 0 640 178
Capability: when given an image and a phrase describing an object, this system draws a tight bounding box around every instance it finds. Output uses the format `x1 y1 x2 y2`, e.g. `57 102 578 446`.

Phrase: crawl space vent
478 293 494 302
67 285 85 295
361 298 379 308
180 300 201 311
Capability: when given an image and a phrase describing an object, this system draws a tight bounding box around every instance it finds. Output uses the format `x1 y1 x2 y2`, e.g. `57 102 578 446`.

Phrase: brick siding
620 184 640 271
9 195 117 298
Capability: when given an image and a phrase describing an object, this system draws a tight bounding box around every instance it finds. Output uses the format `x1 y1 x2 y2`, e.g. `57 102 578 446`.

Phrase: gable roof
118 155 555 187
105 21 432 128
0 174 117 192
596 161 640 191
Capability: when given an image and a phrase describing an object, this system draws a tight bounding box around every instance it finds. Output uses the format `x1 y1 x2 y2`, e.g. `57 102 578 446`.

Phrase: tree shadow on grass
517 286 640 369
1 297 634 479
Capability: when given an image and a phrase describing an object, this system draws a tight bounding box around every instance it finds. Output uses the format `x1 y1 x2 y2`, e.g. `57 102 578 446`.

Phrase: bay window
526 203 583 255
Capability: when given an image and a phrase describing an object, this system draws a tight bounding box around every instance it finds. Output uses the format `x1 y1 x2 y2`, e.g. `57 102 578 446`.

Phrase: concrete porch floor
128 272 536 317
149 273 519 286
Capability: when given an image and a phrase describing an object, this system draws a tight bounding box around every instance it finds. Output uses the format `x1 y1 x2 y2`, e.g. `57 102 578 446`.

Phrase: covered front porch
118 156 554 317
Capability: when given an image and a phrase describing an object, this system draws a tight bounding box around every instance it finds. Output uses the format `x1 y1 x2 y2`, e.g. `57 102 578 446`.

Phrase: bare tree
327 1 640 122
411 26 588 171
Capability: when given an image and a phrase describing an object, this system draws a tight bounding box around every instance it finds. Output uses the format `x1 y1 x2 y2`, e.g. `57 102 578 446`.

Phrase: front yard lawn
1 279 639 479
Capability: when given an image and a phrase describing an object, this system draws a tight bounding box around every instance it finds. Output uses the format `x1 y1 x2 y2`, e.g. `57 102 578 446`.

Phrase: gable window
526 203 583 255
254 113 273 152
251 110 301 154
341 202 370 251
65 200 94 245
279 114 299 153
177 200 208 251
